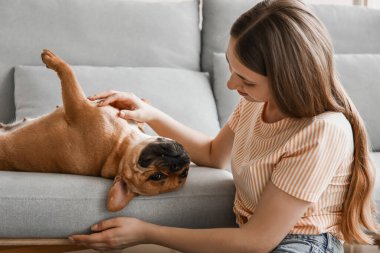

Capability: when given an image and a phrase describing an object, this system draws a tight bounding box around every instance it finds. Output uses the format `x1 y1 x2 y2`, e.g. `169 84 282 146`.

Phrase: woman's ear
107 175 136 212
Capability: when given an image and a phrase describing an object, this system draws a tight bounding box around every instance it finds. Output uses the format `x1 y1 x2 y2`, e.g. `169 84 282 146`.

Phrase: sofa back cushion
0 0 201 123
201 0 260 77
202 1 380 76
213 53 239 127
14 66 220 137
334 55 380 151
310 5 380 54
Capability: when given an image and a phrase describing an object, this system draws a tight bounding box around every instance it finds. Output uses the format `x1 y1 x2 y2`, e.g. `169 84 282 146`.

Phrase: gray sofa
0 0 379 246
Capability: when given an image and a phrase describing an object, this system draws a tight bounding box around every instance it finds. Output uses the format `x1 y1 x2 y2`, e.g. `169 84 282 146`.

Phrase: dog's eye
179 168 189 178
149 172 167 181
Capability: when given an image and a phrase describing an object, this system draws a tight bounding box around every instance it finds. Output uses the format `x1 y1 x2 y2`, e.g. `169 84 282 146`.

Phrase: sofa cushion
0 167 236 237
0 0 201 123
309 5 380 54
213 53 239 127
14 66 220 137
201 0 260 76
334 55 380 151
202 1 380 76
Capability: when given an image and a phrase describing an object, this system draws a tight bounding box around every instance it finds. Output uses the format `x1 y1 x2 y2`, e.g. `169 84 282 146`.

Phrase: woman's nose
227 74 241 90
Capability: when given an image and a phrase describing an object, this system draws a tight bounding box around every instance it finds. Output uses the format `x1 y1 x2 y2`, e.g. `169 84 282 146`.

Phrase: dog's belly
0 107 125 175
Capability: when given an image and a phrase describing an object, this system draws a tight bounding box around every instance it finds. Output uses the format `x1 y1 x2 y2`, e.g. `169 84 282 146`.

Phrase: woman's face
226 38 271 103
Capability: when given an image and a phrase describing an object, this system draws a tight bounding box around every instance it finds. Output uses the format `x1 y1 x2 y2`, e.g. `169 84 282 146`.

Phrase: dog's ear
107 175 136 212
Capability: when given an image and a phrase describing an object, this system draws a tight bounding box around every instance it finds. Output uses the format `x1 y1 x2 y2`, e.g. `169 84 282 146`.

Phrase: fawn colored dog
0 50 190 212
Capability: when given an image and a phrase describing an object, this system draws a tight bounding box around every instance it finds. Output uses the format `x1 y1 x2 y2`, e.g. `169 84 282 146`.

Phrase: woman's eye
244 81 256 87
149 172 167 181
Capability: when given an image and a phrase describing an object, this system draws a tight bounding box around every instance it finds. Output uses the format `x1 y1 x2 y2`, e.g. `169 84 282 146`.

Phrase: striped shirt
228 99 354 241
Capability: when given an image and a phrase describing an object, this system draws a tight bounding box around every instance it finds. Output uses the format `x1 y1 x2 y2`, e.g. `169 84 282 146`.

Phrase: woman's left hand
69 217 148 252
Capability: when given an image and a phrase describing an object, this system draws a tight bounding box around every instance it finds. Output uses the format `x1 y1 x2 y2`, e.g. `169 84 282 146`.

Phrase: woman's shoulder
313 111 353 138
286 111 354 152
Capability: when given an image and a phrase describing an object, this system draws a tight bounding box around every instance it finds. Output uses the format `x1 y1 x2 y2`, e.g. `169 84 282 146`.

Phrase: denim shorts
271 233 343 253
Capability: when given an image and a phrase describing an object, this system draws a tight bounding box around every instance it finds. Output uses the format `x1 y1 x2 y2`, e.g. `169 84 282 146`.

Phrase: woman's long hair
230 0 378 244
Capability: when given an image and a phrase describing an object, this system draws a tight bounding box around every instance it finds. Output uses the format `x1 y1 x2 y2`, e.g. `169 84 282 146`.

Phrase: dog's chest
88 107 131 139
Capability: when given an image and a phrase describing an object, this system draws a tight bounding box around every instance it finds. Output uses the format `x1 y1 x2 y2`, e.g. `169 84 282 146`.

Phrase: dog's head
107 134 190 212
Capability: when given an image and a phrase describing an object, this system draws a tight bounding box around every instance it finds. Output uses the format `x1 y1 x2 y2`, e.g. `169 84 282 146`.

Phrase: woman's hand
88 90 158 123
69 217 149 252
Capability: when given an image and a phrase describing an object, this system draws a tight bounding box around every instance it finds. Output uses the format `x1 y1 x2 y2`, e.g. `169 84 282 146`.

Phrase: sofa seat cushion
0 167 236 237
14 65 220 137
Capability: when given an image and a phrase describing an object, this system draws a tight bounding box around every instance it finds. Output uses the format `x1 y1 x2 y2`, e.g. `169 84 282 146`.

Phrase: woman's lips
238 91 248 96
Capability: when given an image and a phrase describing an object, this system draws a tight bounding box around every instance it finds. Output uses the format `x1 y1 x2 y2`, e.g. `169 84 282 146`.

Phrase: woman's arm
90 91 234 168
147 107 234 168
70 182 312 253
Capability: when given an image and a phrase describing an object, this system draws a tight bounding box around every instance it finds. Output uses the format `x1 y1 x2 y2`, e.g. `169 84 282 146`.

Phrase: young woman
70 0 378 252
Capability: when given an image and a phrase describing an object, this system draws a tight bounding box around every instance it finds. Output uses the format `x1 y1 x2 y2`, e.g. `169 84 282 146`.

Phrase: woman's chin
242 96 258 102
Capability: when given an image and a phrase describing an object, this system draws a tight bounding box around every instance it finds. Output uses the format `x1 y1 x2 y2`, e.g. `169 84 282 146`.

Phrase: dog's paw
41 49 65 72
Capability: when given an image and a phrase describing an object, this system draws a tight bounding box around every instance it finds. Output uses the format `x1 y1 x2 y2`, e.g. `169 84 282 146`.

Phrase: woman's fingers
91 218 121 232
69 217 145 251
95 92 141 108
87 90 153 122
88 90 117 101
118 110 138 120
69 224 127 251
96 93 120 106
69 232 106 244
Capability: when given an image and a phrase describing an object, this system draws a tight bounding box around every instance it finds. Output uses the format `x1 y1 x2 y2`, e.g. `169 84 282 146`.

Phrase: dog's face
107 132 191 212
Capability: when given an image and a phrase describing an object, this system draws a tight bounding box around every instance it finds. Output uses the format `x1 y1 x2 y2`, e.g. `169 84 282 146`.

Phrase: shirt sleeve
227 98 244 133
271 118 353 202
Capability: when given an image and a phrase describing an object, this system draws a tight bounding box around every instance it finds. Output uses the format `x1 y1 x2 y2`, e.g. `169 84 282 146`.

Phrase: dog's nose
138 139 190 171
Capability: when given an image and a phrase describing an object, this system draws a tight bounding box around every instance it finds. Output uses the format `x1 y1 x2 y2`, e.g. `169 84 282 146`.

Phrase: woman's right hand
88 90 158 123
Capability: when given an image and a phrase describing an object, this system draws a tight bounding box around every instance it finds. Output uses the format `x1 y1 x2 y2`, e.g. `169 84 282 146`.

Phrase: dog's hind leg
41 49 90 124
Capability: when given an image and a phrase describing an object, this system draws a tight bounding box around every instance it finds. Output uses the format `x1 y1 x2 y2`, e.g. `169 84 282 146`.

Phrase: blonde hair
230 0 378 244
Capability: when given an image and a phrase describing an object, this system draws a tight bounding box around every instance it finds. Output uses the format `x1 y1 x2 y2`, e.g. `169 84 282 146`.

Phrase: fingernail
68 236 74 241
91 224 98 230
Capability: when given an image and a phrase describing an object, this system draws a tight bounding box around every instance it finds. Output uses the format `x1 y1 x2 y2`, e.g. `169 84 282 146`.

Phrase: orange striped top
228 99 354 241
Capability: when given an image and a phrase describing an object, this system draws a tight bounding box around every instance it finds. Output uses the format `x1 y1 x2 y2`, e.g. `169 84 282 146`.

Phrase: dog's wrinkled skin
0 50 190 212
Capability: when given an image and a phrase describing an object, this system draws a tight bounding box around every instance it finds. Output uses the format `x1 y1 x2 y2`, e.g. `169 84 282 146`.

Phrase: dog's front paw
41 49 66 72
